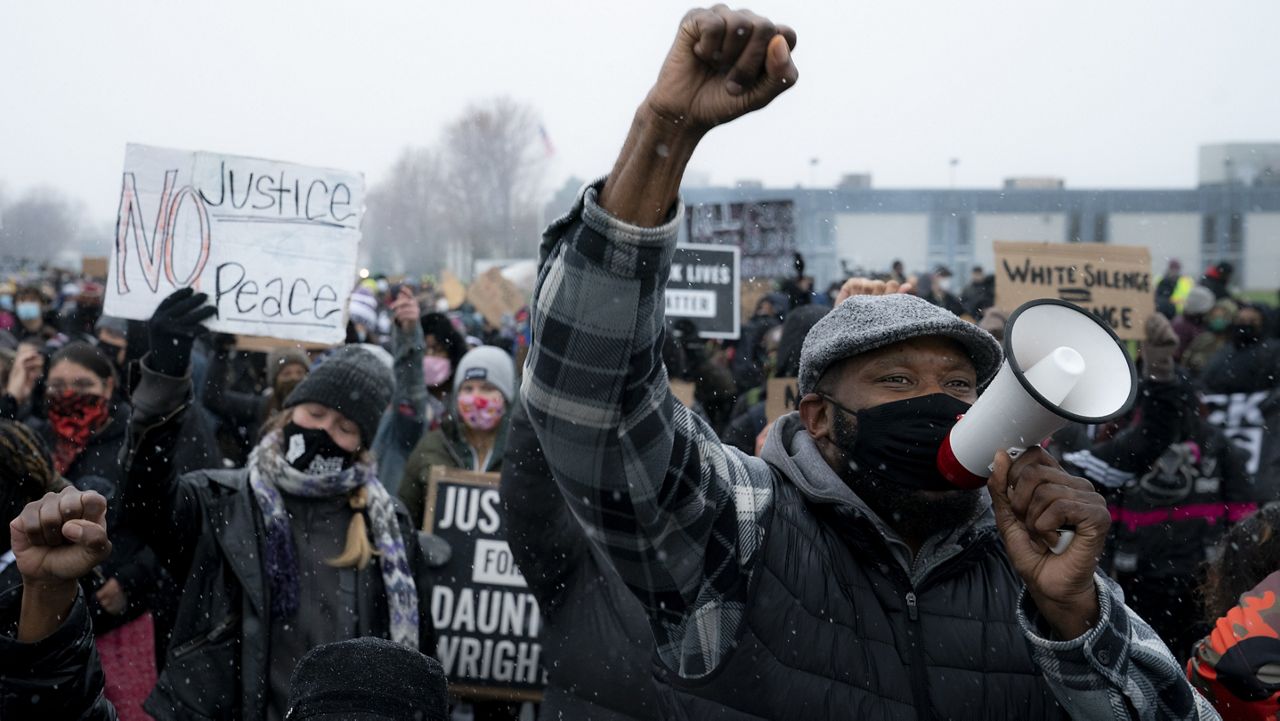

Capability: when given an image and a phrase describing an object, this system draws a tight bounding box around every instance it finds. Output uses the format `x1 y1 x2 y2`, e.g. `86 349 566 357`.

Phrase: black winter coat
500 402 664 721
0 586 117 721
121 364 437 721
28 403 163 637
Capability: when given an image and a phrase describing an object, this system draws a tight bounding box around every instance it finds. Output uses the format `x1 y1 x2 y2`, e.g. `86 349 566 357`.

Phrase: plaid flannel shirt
523 179 1218 720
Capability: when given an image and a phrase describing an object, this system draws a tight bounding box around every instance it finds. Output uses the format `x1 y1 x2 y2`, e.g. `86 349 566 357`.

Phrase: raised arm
522 7 796 677
120 289 217 582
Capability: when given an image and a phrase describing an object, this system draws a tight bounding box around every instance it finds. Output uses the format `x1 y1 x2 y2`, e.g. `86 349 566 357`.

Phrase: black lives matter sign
424 469 544 702
666 243 741 339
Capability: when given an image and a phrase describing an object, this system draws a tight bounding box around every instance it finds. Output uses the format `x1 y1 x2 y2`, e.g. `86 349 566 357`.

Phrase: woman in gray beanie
119 289 437 721
399 346 514 533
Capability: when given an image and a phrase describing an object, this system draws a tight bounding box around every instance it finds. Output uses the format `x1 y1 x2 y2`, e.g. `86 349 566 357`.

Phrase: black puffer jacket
500 402 664 721
121 362 437 721
0 586 116 721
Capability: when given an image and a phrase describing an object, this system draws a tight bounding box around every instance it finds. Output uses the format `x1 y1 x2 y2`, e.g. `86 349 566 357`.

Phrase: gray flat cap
798 293 1003 395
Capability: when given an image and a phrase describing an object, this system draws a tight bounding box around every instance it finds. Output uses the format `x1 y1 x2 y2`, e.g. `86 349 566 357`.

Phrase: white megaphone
937 299 1137 554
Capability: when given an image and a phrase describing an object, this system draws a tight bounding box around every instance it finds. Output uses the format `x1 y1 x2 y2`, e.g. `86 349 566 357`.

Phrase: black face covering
825 393 971 491
282 422 355 474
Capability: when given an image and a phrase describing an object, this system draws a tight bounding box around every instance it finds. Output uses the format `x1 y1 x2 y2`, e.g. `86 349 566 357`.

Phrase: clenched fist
646 6 798 132
11 487 112 641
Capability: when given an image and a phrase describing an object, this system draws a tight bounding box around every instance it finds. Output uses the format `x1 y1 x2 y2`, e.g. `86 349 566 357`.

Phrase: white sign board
105 144 364 344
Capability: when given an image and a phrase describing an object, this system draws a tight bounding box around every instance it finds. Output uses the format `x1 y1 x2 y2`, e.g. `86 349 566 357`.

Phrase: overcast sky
3 0 1279 224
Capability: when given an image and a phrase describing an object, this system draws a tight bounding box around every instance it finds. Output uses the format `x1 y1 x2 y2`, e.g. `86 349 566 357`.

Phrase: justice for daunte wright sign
994 241 1153 341
424 468 545 702
105 144 363 345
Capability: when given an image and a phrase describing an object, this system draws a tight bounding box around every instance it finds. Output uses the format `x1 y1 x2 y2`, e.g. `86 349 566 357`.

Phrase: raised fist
645 5 798 133
11 487 112 587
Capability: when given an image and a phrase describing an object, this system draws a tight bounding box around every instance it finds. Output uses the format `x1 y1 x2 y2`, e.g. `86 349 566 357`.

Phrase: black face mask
1231 324 1261 348
282 422 355 474
825 393 971 492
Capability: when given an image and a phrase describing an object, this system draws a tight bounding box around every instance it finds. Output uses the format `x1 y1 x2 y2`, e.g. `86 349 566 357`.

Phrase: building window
1228 213 1243 252
1068 211 1082 242
1093 213 1108 244
1202 215 1217 252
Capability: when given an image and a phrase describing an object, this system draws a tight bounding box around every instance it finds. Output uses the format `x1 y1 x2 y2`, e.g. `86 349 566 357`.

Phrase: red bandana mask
47 391 109 474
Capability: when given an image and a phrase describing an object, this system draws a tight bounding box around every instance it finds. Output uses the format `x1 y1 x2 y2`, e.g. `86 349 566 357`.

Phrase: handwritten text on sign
425 469 545 701
994 241 1153 341
105 144 363 344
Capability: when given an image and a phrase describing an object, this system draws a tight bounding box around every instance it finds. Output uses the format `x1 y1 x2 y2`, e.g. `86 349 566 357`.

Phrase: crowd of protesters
5 6 1280 721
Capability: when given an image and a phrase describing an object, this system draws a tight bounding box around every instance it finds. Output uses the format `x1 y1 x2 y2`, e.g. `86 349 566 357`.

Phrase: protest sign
1204 391 1270 477
424 469 545 701
667 244 741 339
740 278 775 323
687 199 796 280
670 380 696 408
81 256 109 278
440 268 468 310
104 144 363 345
994 241 1153 340
466 267 526 328
764 377 800 423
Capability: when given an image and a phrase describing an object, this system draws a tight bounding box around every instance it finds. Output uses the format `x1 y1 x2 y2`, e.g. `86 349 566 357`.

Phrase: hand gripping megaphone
937 299 1137 554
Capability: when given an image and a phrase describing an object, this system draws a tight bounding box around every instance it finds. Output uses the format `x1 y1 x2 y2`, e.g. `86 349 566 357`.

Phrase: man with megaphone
522 6 1216 720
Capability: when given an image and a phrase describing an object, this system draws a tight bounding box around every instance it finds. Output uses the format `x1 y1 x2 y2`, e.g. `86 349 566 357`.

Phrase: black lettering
330 183 354 222
197 161 226 206
252 174 275 210
235 280 260 314
262 277 283 317
1120 307 1133 328
288 278 312 315
1004 258 1032 284
214 262 246 310
270 172 291 214
229 171 252 209
305 180 328 220
314 285 340 319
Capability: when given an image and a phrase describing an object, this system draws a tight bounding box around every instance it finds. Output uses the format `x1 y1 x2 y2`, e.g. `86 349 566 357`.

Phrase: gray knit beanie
1183 286 1215 316
798 294 1003 396
284 345 393 446
266 347 311 386
452 346 515 400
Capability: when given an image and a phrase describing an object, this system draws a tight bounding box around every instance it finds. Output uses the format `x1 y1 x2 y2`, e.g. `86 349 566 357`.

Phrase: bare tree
0 188 84 262
361 97 548 278
364 147 448 274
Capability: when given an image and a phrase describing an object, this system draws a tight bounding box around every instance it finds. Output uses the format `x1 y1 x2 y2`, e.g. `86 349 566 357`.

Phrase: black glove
147 288 217 376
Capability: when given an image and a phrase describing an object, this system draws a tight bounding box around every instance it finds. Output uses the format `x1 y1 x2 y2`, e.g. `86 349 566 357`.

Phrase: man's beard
832 408 981 543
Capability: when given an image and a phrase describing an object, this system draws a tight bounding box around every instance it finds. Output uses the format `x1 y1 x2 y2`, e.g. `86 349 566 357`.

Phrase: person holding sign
399 346 514 527
522 7 1213 720
119 289 436 721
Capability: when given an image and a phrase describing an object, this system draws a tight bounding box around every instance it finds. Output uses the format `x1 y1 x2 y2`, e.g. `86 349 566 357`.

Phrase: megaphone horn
937 299 1138 554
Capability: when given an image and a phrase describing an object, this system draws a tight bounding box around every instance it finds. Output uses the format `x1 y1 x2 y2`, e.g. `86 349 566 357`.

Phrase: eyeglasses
47 379 102 395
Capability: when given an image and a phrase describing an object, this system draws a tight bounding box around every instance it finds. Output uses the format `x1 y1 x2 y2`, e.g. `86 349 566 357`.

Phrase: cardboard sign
104 144 363 345
82 256 109 279
740 278 775 323
440 268 468 310
233 335 330 354
424 469 545 702
466 267 526 329
994 241 1153 340
764 377 800 423
666 244 741 339
670 380 696 408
